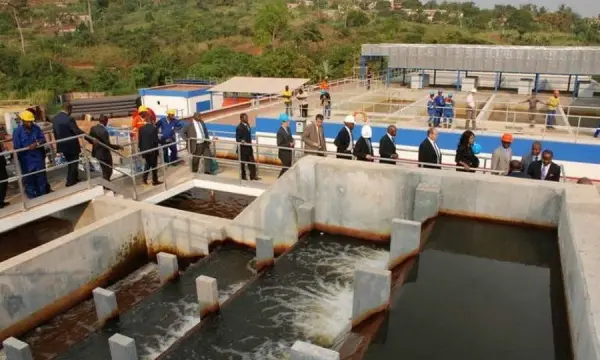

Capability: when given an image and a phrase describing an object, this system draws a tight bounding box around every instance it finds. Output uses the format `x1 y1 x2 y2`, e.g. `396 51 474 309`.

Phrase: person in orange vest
320 77 329 92
131 105 156 139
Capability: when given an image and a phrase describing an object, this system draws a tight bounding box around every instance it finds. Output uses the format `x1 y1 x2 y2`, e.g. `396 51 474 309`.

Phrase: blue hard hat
448 92 453 97
279 113 289 121
438 89 443 93
471 143 482 155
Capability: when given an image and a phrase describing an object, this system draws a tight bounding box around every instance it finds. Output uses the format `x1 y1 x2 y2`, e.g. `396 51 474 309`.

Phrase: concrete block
92 287 118 324
157 252 179 283
352 268 391 326
256 236 274 271
290 341 340 360
297 202 315 234
2 337 33 360
388 218 421 269
196 275 219 319
108 333 138 360
413 183 440 222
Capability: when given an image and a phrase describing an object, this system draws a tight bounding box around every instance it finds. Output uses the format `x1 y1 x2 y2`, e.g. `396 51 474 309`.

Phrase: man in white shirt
181 112 214 174
466 88 477 130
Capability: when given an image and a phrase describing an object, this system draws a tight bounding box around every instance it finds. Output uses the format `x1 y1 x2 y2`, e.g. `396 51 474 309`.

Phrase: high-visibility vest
130 108 156 137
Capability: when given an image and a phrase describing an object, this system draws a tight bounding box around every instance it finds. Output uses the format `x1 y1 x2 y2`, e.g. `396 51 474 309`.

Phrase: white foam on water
212 339 291 360
141 281 246 360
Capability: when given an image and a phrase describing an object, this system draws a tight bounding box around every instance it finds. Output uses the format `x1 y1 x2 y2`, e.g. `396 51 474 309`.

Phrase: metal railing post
129 155 138 200
13 155 27 210
237 143 242 182
83 152 92 189
161 147 167 190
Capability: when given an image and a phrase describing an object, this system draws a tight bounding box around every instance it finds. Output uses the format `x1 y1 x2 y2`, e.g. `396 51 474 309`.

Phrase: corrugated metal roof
208 77 310 94
362 44 600 75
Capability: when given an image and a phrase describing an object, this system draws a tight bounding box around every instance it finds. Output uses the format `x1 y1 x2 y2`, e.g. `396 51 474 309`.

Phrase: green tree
1 0 29 54
506 8 535 36
253 0 290 47
347 9 369 27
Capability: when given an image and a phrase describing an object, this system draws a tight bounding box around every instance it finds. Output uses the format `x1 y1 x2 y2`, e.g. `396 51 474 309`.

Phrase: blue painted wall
253 117 600 164
196 100 212 112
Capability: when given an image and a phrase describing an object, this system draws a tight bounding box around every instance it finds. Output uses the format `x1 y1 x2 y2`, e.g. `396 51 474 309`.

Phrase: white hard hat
361 125 372 139
470 88 477 93
344 115 355 124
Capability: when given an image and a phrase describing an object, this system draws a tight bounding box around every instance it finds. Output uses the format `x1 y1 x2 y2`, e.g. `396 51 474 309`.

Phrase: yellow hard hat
167 109 176 115
138 105 148 113
19 110 35 122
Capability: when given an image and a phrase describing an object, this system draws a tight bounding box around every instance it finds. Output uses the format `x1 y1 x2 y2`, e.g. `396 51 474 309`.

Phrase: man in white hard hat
334 114 355 159
466 88 477 130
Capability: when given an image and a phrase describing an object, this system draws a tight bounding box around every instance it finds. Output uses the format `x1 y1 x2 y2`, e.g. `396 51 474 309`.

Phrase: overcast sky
469 0 599 17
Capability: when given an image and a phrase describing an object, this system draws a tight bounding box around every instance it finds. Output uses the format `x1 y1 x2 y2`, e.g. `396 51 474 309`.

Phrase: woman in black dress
455 130 479 173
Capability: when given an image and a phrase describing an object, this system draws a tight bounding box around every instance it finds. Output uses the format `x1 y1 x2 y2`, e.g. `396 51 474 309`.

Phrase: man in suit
51 103 92 187
418 127 442 169
182 112 213 174
138 113 162 185
301 114 327 156
379 125 398 165
520 141 542 173
353 125 374 161
276 113 295 178
0 139 9 208
89 115 123 181
507 160 529 178
333 115 355 159
235 113 259 181
527 149 561 182
491 133 513 174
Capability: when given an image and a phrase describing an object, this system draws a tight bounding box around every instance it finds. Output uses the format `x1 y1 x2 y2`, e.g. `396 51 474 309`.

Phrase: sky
469 0 599 17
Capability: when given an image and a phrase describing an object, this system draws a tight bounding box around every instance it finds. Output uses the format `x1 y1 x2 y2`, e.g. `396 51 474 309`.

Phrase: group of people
520 90 561 129
427 88 478 129
280 79 333 120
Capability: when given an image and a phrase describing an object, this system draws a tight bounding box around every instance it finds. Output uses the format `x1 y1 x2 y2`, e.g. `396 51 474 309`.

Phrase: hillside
0 0 598 103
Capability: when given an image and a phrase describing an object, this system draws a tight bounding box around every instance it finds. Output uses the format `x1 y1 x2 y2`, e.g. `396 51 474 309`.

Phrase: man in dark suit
235 113 259 181
521 141 542 173
0 141 8 208
138 114 162 185
276 114 295 178
89 115 123 181
333 115 355 159
527 149 561 182
379 125 398 165
507 160 530 178
418 127 442 169
51 103 92 187
181 112 213 174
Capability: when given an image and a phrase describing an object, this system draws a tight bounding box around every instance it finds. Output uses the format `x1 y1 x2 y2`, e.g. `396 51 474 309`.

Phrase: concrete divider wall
0 207 145 342
53 200 128 230
225 157 320 250
557 186 600 360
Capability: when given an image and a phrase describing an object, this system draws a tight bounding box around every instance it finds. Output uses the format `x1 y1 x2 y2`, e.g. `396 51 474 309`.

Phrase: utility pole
87 0 94 33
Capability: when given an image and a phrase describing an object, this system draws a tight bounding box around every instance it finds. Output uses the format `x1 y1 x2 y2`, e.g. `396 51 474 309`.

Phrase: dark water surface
158 188 255 219
363 215 572 360
55 244 256 360
0 216 73 262
160 233 389 360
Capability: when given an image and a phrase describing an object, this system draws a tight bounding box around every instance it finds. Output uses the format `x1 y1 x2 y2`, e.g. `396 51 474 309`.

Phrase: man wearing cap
333 115 355 160
156 109 183 166
379 125 398 165
182 112 214 175
13 111 48 198
491 133 513 174
0 140 8 208
434 90 445 128
427 92 436 127
51 103 92 187
466 88 477 130
544 90 560 129
276 113 295 177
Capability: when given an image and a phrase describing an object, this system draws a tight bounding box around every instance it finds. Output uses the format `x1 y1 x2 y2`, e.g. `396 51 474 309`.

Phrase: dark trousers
0 161 7 205
64 153 80 187
278 149 292 178
142 153 159 183
239 147 257 180
99 160 113 181
336 151 352 160
162 140 178 164
300 104 308 118
191 143 212 173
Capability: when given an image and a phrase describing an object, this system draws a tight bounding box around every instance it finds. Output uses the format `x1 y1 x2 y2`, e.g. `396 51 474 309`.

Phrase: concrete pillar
256 236 274 271
534 73 540 94
157 252 179 283
352 268 391 326
297 202 314 234
388 218 421 269
92 287 119 324
196 275 219 319
413 183 440 222
2 337 33 360
290 341 340 360
108 333 138 360
360 56 367 80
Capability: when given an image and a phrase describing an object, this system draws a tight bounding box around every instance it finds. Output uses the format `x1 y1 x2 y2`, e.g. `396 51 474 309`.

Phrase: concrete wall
0 208 145 342
558 185 600 360
53 200 128 230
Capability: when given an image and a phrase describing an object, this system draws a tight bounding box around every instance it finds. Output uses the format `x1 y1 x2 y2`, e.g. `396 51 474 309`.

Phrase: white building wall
187 94 212 115
141 95 188 118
